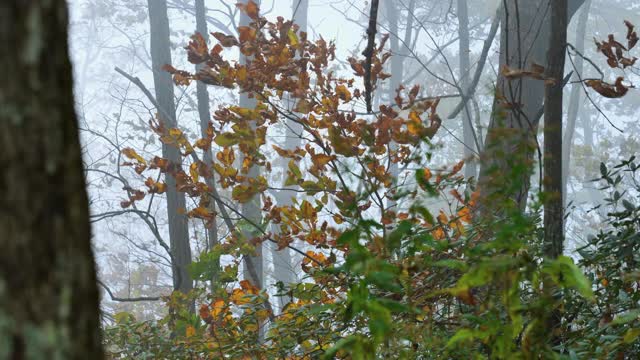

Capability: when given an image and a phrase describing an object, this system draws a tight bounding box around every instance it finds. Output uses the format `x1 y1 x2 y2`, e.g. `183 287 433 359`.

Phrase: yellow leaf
457 207 472 223
122 148 146 165
236 66 248 82
231 288 251 305
311 154 333 169
335 84 352 102
437 210 448 224
407 111 422 135
168 128 183 138
190 163 199 183
287 28 299 46
300 200 317 221
211 299 226 318
186 325 196 338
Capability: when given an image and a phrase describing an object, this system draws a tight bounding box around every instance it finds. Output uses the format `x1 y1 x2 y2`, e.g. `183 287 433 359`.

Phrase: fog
66 0 640 325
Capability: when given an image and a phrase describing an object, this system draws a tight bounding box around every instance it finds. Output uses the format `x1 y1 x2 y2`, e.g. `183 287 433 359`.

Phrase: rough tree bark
477 0 585 212
147 0 192 294
0 2 103 358
543 0 569 258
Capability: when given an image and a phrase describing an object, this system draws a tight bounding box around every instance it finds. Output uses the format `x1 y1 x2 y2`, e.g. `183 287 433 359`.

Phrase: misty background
65 0 640 321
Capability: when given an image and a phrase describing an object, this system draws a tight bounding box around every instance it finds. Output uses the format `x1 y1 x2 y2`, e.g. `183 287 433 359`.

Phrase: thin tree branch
98 280 162 302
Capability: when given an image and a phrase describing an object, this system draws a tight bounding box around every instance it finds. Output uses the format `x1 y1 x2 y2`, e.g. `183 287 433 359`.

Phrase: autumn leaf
186 325 196 338
287 28 299 46
311 154 333 171
144 177 167 194
239 279 259 294
122 148 146 165
236 0 259 20
211 32 239 47
211 299 226 318
237 26 257 44
186 32 209 64
149 156 169 172
450 160 464 176
189 163 200 183
214 133 238 147
585 77 629 98
422 167 432 181
335 84 352 102
216 147 235 165
300 200 317 222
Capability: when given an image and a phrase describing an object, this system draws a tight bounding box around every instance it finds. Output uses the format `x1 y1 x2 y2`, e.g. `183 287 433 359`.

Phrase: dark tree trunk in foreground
0 2 103 358
544 0 568 258
148 0 193 294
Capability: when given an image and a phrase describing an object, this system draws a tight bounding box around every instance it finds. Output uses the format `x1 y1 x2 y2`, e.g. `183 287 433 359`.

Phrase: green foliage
102 5 640 358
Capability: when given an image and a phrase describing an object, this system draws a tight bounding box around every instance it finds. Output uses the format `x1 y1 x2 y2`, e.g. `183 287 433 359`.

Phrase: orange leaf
122 148 146 165
451 160 464 175
237 0 259 20
335 84 352 102
186 325 196 338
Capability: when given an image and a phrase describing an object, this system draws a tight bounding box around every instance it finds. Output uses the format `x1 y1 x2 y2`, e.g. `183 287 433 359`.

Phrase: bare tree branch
98 279 162 302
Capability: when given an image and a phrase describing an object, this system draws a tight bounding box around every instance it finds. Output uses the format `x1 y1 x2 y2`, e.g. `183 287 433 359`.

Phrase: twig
98 280 162 302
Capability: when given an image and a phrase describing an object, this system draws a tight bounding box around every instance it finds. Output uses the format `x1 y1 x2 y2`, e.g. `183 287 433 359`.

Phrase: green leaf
188 248 221 281
433 259 469 272
288 159 302 179
611 309 640 325
214 132 237 147
367 301 392 343
322 335 358 359
600 162 608 177
366 271 401 293
622 199 635 211
544 256 594 299
114 311 135 324
376 298 410 313
337 229 360 246
387 220 412 252
446 329 477 348
415 169 437 196
623 328 640 344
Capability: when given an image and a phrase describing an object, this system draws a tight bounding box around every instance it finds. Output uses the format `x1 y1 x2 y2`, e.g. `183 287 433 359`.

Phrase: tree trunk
195 0 220 288
543 0 568 258
147 0 192 294
240 0 264 290
270 0 310 311
384 0 414 211
0 2 103 358
457 0 477 178
478 0 584 212
562 0 591 206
